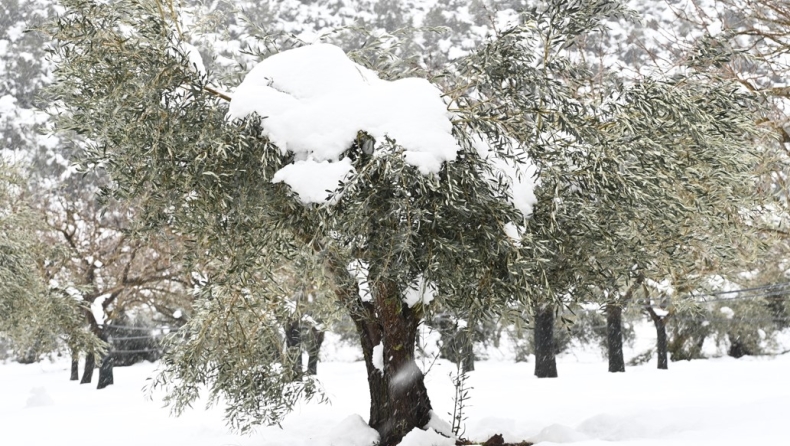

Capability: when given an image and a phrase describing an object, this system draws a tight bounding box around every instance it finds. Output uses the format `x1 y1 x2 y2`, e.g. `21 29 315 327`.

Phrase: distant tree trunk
285 320 302 378
646 307 668 370
534 303 558 378
97 353 114 389
97 332 113 389
606 304 625 373
80 352 96 384
17 339 41 364
70 350 79 381
461 331 475 373
350 279 432 446
81 310 103 384
306 327 325 376
728 334 752 358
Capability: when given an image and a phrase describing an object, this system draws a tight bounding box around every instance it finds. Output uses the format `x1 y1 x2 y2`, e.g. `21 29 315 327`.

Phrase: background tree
40 188 190 387
0 164 102 363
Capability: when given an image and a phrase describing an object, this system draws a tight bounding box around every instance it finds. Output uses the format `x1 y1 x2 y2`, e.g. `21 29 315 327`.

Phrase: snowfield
2 331 789 446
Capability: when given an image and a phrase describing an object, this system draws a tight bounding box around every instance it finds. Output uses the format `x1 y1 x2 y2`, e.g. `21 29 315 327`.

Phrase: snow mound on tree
402 275 437 308
473 136 537 218
228 43 460 204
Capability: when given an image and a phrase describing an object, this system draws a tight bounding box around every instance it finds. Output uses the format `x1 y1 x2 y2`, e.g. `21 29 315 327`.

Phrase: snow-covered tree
46 0 768 443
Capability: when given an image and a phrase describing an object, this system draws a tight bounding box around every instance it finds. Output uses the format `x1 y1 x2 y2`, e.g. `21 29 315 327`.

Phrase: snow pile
372 342 384 373
325 414 379 446
403 275 437 308
399 427 455 446
473 136 538 218
720 306 735 319
2 343 790 446
424 410 454 437
180 42 206 77
25 387 53 408
347 260 372 303
228 43 460 203
528 423 591 443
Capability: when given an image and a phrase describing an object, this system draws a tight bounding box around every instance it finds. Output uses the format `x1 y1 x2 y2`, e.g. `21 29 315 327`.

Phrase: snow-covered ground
2 331 789 446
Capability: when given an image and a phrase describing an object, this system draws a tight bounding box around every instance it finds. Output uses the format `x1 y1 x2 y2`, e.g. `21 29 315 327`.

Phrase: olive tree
47 0 765 444
48 1 531 444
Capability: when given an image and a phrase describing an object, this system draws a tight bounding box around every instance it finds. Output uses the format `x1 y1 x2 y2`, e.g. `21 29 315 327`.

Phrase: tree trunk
350 280 432 446
656 318 668 369
306 327 325 376
606 304 625 373
647 307 668 370
728 334 752 358
97 353 114 389
80 352 96 384
70 351 79 381
534 304 558 378
461 332 475 373
285 320 303 379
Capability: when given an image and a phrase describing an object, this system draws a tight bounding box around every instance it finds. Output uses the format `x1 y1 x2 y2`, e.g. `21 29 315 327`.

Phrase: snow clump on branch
228 43 460 204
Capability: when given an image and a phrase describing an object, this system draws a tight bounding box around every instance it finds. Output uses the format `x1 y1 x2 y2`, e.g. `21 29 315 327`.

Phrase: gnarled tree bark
350 280 432 446
534 303 558 378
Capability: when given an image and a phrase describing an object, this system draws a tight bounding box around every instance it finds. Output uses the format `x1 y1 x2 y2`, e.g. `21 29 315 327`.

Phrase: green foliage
46 0 771 432
450 0 764 315
154 280 325 432
0 165 101 359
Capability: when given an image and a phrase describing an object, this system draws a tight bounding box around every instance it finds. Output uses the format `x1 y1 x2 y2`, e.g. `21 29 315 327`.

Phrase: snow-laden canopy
228 43 460 204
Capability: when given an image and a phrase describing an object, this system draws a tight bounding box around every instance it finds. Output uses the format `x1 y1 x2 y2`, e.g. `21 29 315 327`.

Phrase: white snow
402 275 437 308
399 427 455 446
424 410 454 437
529 423 592 443
372 342 384 373
347 259 372 302
24 387 54 408
272 158 354 204
90 294 108 325
228 43 460 204
473 136 538 217
651 307 669 318
326 414 380 446
180 42 206 77
1 337 790 446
